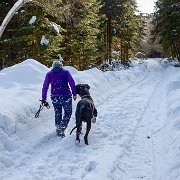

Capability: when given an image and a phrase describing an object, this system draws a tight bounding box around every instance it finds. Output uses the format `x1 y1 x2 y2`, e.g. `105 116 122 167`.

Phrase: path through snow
1 60 179 180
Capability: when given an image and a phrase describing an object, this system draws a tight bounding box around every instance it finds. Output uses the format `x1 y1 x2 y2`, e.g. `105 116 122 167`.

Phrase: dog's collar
81 95 92 99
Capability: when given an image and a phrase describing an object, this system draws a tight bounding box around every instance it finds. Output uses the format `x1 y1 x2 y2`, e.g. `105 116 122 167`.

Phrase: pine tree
101 0 122 62
0 0 19 68
101 0 141 64
0 0 64 68
116 0 140 63
60 0 103 70
153 0 180 60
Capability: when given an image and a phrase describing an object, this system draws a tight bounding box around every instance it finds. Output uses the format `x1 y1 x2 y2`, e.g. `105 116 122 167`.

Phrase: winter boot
56 126 65 138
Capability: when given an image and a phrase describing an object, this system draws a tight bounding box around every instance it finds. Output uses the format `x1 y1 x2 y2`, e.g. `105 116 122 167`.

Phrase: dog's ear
85 84 90 90
76 85 81 94
76 84 85 94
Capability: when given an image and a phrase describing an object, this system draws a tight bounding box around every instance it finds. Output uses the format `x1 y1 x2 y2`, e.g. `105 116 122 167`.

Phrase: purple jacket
42 67 76 101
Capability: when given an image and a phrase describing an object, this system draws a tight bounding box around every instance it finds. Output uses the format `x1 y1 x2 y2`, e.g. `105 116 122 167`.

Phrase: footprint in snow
85 161 98 172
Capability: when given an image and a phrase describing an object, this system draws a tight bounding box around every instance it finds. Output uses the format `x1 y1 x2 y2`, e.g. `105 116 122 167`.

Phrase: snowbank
0 60 48 135
166 68 180 179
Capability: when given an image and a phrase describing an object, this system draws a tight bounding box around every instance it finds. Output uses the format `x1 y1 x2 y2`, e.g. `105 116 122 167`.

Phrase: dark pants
51 96 72 131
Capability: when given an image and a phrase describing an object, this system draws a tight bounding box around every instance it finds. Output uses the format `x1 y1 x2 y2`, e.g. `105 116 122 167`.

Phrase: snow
40 35 49 45
0 58 180 179
29 16 37 25
57 54 64 62
52 23 60 34
111 51 120 55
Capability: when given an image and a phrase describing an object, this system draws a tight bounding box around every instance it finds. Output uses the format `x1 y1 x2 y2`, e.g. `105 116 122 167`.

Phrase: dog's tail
70 126 77 135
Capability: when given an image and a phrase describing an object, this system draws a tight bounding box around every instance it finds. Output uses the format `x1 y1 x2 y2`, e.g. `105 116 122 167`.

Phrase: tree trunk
106 15 112 63
108 16 112 63
120 39 123 60
0 59 5 70
106 19 109 61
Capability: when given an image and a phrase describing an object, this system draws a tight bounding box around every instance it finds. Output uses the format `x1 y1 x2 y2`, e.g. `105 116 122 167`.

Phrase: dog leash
35 100 50 118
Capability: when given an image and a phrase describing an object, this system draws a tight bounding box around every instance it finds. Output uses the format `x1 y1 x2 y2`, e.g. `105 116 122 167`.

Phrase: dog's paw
91 117 96 124
84 137 89 145
75 139 80 146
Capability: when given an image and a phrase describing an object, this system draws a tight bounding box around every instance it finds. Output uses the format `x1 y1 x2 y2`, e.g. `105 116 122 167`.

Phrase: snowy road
92 69 168 180
107 70 168 180
1 60 179 180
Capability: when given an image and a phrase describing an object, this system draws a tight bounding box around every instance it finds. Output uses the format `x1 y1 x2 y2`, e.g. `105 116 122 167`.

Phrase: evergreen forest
0 0 180 70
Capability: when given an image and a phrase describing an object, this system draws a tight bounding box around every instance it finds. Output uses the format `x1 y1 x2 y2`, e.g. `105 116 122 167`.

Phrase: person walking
42 60 77 137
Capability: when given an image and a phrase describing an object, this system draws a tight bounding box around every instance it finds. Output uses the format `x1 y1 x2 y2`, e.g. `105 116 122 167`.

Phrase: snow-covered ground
0 59 180 180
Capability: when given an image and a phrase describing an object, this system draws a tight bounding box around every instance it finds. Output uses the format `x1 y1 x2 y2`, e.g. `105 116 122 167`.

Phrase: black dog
70 84 97 145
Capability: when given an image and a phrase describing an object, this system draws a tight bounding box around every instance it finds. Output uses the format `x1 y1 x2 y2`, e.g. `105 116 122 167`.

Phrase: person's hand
41 100 50 108
41 100 46 105
73 95 77 101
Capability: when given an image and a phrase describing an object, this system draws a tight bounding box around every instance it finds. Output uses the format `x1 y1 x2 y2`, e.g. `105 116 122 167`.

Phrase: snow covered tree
0 0 32 39
0 0 143 69
0 0 64 67
19 3 64 65
0 0 21 68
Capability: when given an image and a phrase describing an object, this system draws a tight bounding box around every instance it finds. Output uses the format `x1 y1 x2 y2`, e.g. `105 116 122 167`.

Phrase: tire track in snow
88 70 166 180
107 69 169 180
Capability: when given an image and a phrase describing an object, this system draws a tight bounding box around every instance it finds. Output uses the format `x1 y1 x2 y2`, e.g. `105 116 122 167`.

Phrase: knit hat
52 61 63 68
